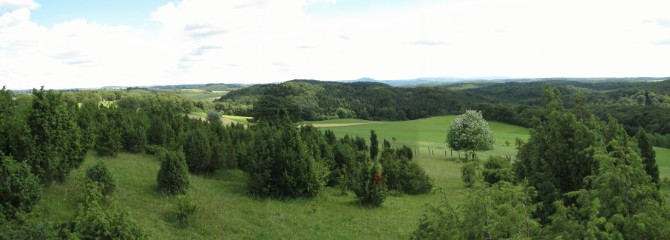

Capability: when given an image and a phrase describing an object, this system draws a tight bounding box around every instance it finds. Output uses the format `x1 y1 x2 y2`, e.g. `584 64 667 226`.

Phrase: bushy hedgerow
0 154 41 219
482 155 514 184
85 161 116 196
157 150 190 195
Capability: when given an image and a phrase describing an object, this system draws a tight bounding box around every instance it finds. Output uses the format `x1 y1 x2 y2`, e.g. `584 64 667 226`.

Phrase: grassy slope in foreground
32 116 670 239
35 151 465 239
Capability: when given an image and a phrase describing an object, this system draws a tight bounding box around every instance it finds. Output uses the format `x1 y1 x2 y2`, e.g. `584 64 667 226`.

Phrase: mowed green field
33 115 670 239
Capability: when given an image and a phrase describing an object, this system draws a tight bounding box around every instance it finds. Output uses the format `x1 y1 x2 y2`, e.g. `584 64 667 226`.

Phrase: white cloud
0 0 39 10
1 0 670 89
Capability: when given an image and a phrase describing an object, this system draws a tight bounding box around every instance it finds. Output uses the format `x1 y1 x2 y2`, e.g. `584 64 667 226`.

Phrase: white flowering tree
447 110 495 159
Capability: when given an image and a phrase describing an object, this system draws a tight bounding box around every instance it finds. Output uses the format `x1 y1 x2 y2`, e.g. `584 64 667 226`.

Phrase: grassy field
223 115 251 124
307 116 529 160
33 116 670 239
178 89 229 102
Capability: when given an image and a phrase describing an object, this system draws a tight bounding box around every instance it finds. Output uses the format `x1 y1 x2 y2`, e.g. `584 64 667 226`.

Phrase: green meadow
33 116 670 239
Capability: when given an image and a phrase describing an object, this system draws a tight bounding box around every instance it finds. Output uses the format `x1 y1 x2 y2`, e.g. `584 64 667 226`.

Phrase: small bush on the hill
380 145 432 195
482 155 514 184
351 160 387 206
0 154 41 219
395 145 413 160
62 181 147 239
174 195 197 227
85 161 116 196
402 162 433 194
157 150 190 195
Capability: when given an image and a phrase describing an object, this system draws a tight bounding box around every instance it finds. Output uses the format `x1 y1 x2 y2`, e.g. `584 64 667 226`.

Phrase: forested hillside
217 80 480 121
218 79 670 147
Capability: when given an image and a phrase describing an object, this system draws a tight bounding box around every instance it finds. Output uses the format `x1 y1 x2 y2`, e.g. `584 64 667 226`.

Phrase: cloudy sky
1 0 670 89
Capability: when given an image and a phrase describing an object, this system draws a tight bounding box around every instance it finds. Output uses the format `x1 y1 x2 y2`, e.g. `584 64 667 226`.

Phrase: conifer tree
183 127 213 173
636 127 659 185
27 87 85 183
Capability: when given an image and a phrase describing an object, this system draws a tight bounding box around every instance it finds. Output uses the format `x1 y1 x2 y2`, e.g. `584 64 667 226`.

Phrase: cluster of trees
245 110 433 205
0 87 236 237
413 86 668 238
1 85 436 237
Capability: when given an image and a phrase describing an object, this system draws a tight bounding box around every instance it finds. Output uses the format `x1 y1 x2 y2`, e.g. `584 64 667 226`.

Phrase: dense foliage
183 128 214 173
247 120 327 198
28 88 86 183
0 154 41 219
411 182 540 239
481 155 514 184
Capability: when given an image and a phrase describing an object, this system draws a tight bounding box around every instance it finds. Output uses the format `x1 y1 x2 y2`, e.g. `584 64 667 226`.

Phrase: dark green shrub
94 113 122 157
402 162 433 194
85 161 116 196
482 155 514 184
352 160 387 206
183 128 214 173
395 145 413 160
379 147 432 195
157 151 190 195
247 123 327 198
0 154 41 219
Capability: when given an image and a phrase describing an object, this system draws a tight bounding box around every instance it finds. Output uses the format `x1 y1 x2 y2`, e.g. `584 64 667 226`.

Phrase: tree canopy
446 110 495 153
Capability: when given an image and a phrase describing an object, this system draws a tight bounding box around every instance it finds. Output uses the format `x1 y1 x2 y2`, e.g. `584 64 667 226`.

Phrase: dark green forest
217 79 670 147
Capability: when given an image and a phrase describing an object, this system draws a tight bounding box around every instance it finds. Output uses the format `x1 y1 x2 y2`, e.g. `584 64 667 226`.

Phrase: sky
1 0 670 89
